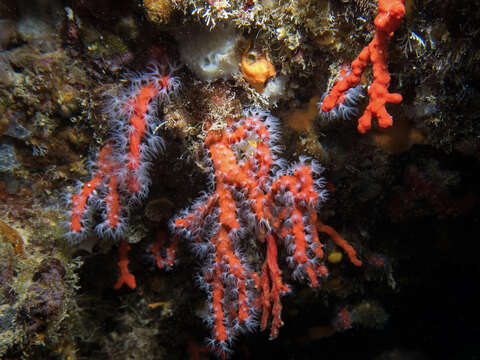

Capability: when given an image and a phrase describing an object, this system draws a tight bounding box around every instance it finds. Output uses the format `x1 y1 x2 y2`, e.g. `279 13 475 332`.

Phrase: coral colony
68 0 404 357
68 62 180 241
172 110 362 355
320 0 405 133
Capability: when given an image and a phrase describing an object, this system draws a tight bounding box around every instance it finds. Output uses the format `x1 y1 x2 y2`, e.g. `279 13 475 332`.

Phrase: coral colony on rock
68 62 180 241
1 0 479 359
171 109 362 354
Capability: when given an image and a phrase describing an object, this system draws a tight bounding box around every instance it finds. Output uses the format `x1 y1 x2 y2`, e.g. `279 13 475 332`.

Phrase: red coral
150 231 179 269
321 0 405 133
317 220 362 266
68 62 180 239
70 143 123 236
114 241 136 290
333 306 352 331
173 109 362 353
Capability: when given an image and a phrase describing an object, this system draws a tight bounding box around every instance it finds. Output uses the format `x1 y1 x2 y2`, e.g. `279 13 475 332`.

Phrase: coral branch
320 0 405 133
70 144 122 236
259 233 290 339
317 220 362 266
114 241 136 290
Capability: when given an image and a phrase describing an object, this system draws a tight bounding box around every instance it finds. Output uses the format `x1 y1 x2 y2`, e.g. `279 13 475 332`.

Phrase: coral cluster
172 109 361 354
68 62 180 240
